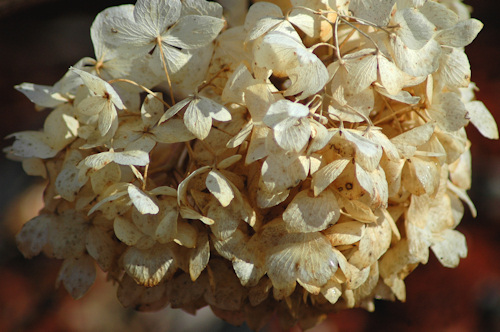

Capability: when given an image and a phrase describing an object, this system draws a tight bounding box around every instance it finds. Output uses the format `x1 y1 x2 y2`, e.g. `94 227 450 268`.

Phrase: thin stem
373 106 413 125
339 27 356 50
198 65 230 93
338 16 380 52
108 78 171 108
142 164 149 191
334 17 344 64
309 42 337 54
157 36 176 105
381 97 404 133
343 15 393 35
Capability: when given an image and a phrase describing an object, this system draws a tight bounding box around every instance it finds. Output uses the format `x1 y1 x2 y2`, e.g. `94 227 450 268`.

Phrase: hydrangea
7 0 498 330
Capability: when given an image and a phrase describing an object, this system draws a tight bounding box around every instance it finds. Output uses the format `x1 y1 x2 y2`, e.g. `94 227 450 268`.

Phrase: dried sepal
282 189 340 233
57 254 96 299
122 243 177 287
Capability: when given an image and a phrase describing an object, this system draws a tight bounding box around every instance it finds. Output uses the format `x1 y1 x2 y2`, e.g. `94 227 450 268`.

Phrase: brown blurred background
0 1 499 331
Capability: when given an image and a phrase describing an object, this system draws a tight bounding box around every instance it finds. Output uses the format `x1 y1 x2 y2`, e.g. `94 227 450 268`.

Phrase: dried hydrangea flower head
7 0 498 330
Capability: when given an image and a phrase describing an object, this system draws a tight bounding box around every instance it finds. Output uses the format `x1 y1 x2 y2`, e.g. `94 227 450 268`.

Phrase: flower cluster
7 0 498 330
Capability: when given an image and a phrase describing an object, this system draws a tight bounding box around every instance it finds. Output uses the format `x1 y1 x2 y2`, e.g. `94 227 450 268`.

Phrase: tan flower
8 0 498 329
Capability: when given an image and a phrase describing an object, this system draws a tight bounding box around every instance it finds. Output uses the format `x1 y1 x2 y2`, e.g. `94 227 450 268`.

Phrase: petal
134 0 181 35
431 229 467 268
113 150 150 166
163 15 224 49
312 158 351 196
57 255 96 299
206 170 235 207
114 216 144 246
15 214 51 258
189 232 210 281
5 131 58 159
324 221 365 246
349 0 395 26
283 189 340 233
85 226 117 271
390 36 441 77
152 118 196 143
198 96 232 122
261 220 338 290
435 18 483 47
122 243 177 287
15 82 67 108
184 98 213 139
393 8 435 50
128 185 159 215
466 101 499 140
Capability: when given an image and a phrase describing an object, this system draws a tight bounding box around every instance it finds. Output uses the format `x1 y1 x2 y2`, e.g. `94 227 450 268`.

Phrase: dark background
0 1 499 331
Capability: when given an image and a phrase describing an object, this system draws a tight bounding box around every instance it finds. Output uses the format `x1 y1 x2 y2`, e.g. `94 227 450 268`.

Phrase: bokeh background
0 1 499 331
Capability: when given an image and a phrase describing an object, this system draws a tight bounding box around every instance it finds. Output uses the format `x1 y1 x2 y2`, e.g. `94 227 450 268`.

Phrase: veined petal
206 170 235 207
163 15 224 49
123 244 177 287
134 0 181 35
282 189 340 233
184 98 213 139
261 220 338 290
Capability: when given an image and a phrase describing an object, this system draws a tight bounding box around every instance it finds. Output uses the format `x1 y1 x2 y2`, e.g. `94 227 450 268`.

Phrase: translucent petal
312 158 350 196
375 86 420 104
244 2 283 32
113 150 150 166
181 0 223 17
71 68 124 109
57 255 96 300
15 82 67 108
435 19 483 47
198 96 232 122
437 47 471 88
128 185 159 215
342 129 382 172
324 221 365 246
5 131 58 159
391 122 435 158
431 229 467 268
16 214 51 258
184 99 213 140
134 0 181 35
141 93 164 127
262 220 338 289
122 244 177 287
390 36 441 77
344 50 378 94
189 232 210 281
49 211 88 259
420 1 458 30
152 118 196 143
114 216 144 246
260 153 309 193
377 54 406 95
402 157 440 196
466 101 499 140
282 189 340 233
154 198 179 243
355 164 389 207
85 226 116 271
431 92 468 132
56 151 86 201
349 0 396 26
393 8 435 50
206 170 235 207
163 15 224 49
349 212 392 269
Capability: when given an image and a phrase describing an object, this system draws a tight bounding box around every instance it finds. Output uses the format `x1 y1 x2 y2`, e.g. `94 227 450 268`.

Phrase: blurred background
0 0 499 331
